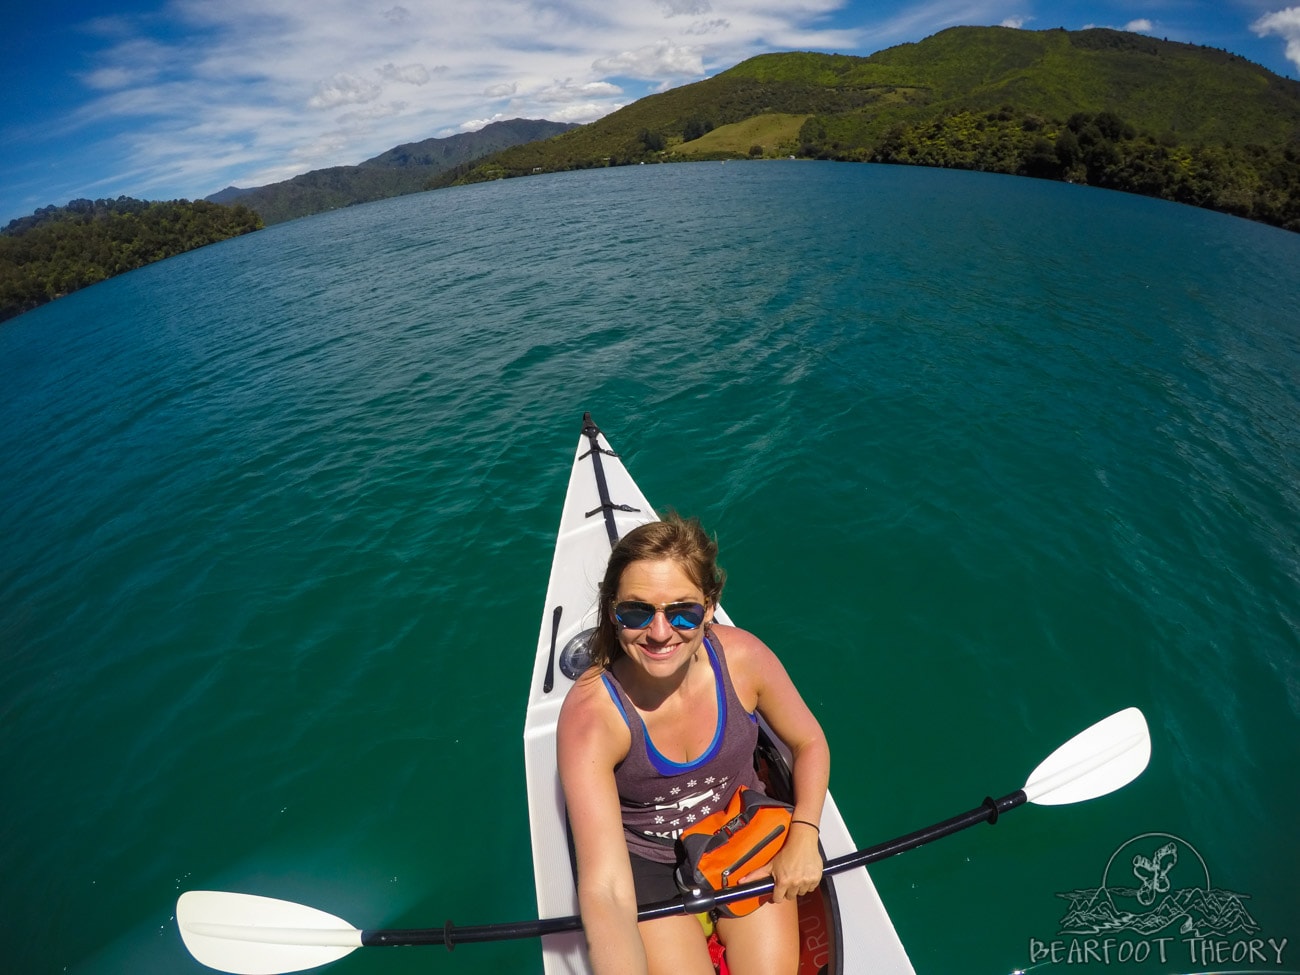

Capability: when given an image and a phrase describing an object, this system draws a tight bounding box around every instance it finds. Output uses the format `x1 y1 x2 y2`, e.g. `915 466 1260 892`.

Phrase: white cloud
593 40 706 79
655 0 713 15
683 18 731 36
378 63 433 86
293 131 353 161
1075 17 1157 36
541 101 627 124
338 102 409 124
1000 16 1029 29
535 80 624 103
459 115 508 133
1080 19 1154 34
1253 7 1300 72
308 73 383 110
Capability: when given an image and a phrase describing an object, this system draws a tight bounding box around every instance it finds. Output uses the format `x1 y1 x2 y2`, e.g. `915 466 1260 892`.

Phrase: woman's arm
556 679 647 975
722 627 830 902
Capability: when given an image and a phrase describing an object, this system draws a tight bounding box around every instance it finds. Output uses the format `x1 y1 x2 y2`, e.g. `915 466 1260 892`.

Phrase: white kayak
523 413 916 975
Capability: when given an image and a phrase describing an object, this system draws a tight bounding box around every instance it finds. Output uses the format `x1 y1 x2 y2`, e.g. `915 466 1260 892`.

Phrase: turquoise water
1 161 1297 975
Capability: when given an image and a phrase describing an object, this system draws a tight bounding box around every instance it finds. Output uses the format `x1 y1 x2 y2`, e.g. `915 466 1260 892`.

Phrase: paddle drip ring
982 795 1000 825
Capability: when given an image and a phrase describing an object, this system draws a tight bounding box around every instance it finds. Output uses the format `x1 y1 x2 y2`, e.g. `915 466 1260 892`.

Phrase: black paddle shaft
362 915 581 949
821 788 1028 876
358 789 1028 949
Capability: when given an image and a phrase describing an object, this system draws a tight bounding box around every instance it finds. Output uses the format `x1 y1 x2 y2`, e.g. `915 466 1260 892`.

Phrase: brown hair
588 514 726 672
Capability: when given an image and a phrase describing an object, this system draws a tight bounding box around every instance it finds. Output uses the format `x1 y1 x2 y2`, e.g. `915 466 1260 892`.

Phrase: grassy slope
673 114 810 157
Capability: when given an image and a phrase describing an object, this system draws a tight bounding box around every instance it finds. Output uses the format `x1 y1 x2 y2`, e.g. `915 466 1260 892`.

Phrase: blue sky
3 0 1299 225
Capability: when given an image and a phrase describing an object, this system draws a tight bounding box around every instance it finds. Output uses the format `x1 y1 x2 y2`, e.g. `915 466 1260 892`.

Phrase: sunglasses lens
666 603 706 629
615 602 656 629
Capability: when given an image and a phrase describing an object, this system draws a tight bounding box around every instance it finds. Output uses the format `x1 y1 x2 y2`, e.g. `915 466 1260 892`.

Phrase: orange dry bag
675 786 793 917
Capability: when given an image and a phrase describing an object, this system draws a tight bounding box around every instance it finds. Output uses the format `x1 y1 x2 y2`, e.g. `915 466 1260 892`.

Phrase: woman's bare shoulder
558 670 629 762
708 623 776 665
708 624 782 709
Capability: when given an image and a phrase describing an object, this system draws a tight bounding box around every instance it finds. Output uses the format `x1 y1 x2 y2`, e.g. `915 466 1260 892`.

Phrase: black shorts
629 852 683 905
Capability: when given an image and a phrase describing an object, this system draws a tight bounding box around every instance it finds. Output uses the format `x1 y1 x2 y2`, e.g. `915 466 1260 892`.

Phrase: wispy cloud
308 74 384 111
379 63 437 86
655 0 716 15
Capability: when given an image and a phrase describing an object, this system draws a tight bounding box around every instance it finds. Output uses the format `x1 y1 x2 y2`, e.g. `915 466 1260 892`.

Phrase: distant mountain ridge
206 118 577 224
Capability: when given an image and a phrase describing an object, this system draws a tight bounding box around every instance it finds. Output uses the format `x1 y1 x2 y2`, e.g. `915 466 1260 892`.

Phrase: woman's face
612 558 715 679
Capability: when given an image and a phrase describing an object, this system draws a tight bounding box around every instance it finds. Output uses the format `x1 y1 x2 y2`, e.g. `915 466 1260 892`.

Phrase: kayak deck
524 414 914 975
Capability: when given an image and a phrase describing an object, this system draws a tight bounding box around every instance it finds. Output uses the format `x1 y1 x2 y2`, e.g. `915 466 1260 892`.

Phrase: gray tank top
600 631 763 863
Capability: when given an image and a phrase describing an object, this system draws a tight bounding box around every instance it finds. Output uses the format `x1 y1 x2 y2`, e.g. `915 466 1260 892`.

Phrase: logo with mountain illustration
1056 833 1257 938
1029 832 1289 969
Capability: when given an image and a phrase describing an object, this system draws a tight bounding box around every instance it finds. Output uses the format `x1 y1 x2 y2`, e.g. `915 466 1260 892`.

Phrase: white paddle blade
1023 707 1150 806
177 891 362 975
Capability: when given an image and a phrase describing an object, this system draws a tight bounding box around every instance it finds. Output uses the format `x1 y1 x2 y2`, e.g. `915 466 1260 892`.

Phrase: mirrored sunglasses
613 600 708 631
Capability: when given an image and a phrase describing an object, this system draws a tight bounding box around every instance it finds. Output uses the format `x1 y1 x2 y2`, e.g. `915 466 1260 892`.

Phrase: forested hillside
1 198 263 323
440 27 1300 232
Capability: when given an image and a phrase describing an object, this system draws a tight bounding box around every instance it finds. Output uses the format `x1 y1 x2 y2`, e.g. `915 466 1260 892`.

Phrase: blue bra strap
601 672 632 729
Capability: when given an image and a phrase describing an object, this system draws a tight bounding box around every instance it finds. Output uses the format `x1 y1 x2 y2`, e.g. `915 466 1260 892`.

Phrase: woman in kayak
557 515 828 975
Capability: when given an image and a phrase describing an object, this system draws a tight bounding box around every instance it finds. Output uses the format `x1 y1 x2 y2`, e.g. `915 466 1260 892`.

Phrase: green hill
440 27 1300 232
